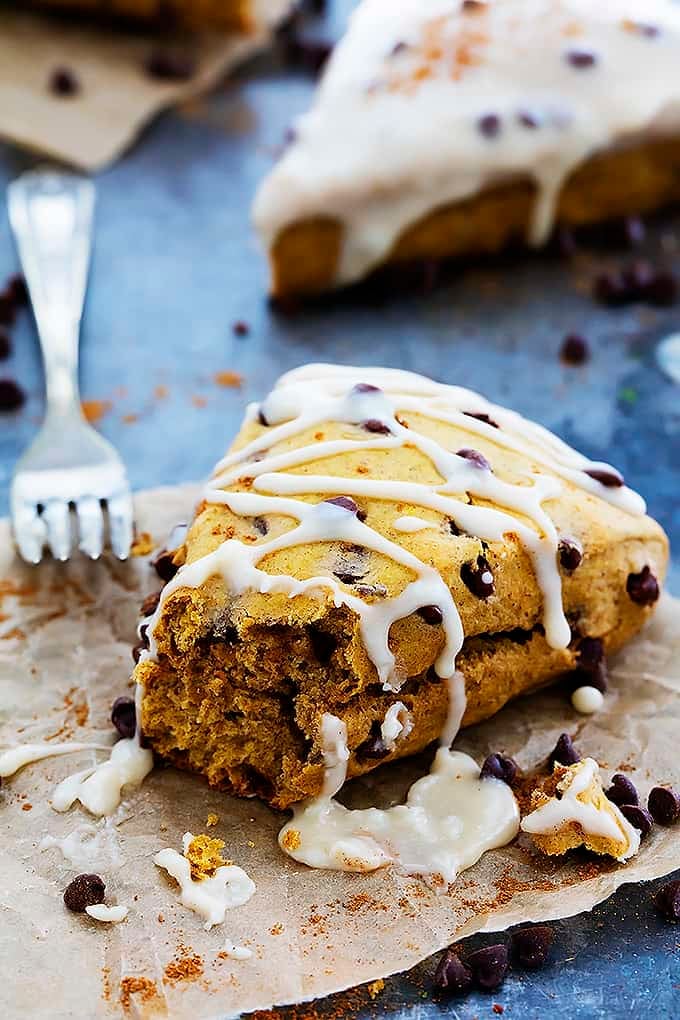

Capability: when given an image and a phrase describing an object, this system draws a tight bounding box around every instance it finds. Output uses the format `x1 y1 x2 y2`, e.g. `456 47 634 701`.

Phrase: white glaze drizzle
393 515 437 533
85 903 128 923
254 0 680 287
521 757 640 861
154 832 256 931
278 709 519 879
0 742 112 778
221 942 253 961
40 815 124 869
381 701 413 750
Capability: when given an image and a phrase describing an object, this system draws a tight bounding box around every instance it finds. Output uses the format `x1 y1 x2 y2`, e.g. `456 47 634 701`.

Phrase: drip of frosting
154 832 256 930
85 903 128 923
278 711 519 879
254 0 680 286
393 515 437 533
521 757 640 861
380 701 413 750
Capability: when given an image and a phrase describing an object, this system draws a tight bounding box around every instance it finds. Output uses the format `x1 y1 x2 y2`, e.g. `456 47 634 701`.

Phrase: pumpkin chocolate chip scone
134 364 668 808
253 0 680 297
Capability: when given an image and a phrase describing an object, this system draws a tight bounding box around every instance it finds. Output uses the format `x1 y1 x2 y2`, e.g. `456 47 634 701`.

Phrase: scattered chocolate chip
460 555 495 599
152 549 179 583
517 110 540 129
257 408 269 426
510 925 554 969
325 495 360 515
549 732 580 767
560 333 589 366
648 786 680 826
620 804 653 837
605 774 639 808
646 269 677 307
456 448 491 470
145 47 196 80
654 880 680 920
467 944 508 991
362 418 391 434
558 537 583 572
49 66 80 96
480 753 517 786
417 604 443 625
478 113 501 138
626 566 660 606
232 320 250 337
63 873 105 913
356 722 390 761
463 410 499 429
111 696 136 740
566 49 597 68
140 591 161 618
132 624 149 664
0 379 25 412
433 949 473 994
0 329 11 360
585 466 624 488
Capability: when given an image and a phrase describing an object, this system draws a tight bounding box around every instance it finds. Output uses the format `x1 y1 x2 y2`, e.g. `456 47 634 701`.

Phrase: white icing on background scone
254 0 680 286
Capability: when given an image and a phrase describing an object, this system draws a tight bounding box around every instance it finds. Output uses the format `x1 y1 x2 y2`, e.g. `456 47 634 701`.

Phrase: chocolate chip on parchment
626 565 660 606
460 555 495 598
63 874 105 913
619 804 653 838
549 732 580 767
478 113 501 138
480 754 517 786
467 944 508 991
566 49 597 68
49 66 81 97
111 696 136 740
510 925 554 969
232 320 250 337
585 466 624 488
558 537 583 571
457 448 491 470
605 774 639 808
560 334 590 366
433 949 472 994
648 786 680 826
417 604 443 625
654 880 680 920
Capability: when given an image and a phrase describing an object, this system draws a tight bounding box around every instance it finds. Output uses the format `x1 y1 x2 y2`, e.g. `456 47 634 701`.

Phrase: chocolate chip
648 786 680 826
145 47 196 80
549 732 580 767
560 334 589 366
417 604 443 625
463 410 499 429
646 269 677 307
152 549 179 583
567 662 608 695
111 696 136 740
140 591 161 618
356 722 390 761
253 516 269 536
362 419 391 434
457 448 491 470
605 774 639 807
462 0 486 11
510 925 554 969
626 566 660 606
480 753 517 786
654 880 680 920
467 944 508 991
232 320 250 337
7 274 28 306
325 495 360 515
517 110 540 129
585 466 624 488
132 624 149 664
433 949 472 994
566 49 597 68
0 292 15 326
478 113 501 138
282 34 333 75
460 555 495 599
0 379 25 412
558 537 583 571
63 873 105 913
619 804 653 837
49 66 80 96
0 329 11 360
576 636 605 672
257 409 269 426
352 383 381 394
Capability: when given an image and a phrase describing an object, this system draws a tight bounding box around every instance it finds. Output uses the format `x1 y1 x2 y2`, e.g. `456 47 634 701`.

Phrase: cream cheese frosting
254 0 680 286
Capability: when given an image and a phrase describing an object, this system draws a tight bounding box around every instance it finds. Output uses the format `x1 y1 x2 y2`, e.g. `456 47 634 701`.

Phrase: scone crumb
130 531 155 557
270 922 284 936
185 833 228 880
206 812 219 828
281 829 301 852
367 979 385 999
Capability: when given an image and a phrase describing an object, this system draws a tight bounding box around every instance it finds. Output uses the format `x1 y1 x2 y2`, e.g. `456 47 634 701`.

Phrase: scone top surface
254 0 680 289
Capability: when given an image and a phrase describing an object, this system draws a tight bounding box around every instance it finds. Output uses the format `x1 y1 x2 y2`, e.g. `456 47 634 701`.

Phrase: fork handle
7 170 95 421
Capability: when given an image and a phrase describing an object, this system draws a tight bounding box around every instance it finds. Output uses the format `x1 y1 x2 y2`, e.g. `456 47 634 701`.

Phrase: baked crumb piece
119 976 158 1009
367 979 385 999
521 758 640 861
206 812 219 828
281 828 301 852
130 532 155 557
185 833 229 880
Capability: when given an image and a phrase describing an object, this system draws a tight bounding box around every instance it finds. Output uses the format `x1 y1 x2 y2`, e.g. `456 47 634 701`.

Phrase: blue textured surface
0 2 679 1015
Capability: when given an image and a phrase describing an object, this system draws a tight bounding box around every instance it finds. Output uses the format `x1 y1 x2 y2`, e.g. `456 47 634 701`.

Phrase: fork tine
43 500 73 562
106 490 134 560
76 496 105 560
12 502 47 564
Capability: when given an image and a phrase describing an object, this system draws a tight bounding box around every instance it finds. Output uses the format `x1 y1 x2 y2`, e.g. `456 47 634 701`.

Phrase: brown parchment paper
1 483 679 1019
0 5 290 170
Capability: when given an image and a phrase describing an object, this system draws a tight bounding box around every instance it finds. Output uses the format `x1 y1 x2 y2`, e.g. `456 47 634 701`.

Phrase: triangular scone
134 365 667 808
521 758 640 861
254 0 680 296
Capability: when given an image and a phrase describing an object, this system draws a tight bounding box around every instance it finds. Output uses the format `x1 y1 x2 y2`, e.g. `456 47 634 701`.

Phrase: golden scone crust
26 0 251 30
268 136 680 297
135 369 668 808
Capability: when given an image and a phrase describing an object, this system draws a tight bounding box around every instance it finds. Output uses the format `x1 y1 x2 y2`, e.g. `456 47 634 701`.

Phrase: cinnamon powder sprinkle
214 370 244 388
81 399 112 424
163 954 204 983
119 976 159 1009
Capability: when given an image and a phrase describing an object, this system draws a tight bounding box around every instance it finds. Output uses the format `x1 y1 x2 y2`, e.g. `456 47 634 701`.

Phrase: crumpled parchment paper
0 483 678 1019
0 4 290 170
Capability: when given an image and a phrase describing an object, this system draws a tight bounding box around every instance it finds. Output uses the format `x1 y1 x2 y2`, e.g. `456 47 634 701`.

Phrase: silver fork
8 169 134 564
